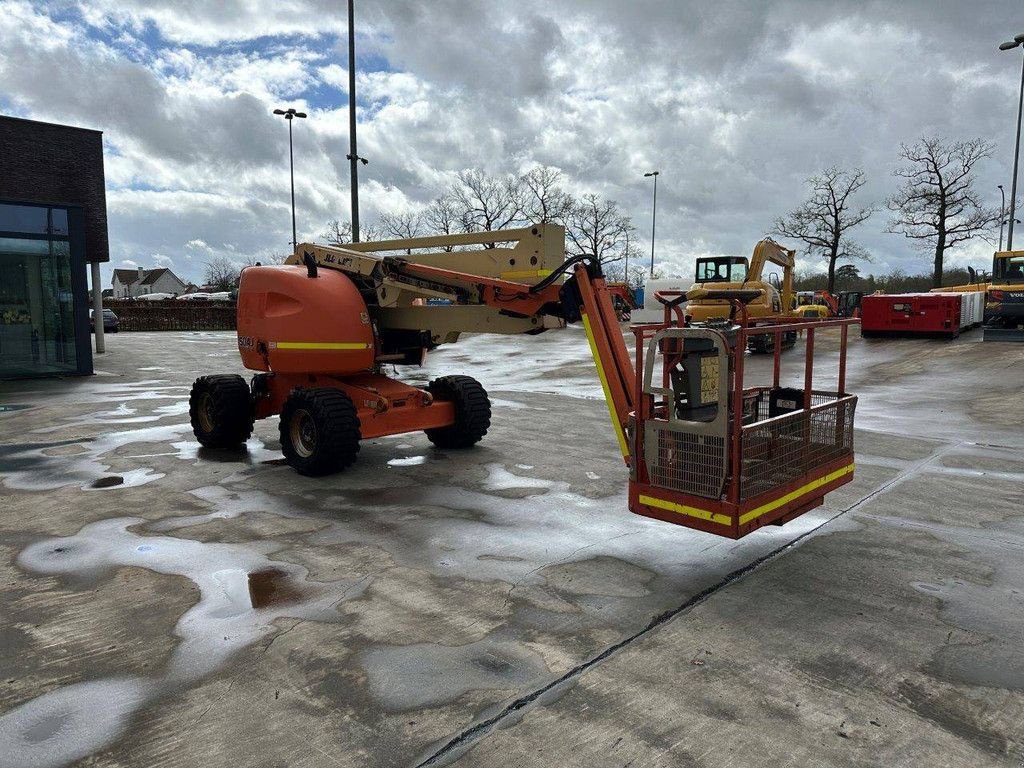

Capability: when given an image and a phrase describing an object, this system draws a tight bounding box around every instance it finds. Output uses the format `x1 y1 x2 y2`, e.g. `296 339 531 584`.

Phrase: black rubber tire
189 374 254 449
279 388 361 476
425 375 491 449
748 335 771 355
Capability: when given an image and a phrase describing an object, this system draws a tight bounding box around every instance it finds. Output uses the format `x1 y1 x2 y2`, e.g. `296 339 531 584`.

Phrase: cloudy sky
0 0 1019 286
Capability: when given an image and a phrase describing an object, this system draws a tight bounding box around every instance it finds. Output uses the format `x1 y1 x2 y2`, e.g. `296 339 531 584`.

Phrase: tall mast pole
347 0 360 242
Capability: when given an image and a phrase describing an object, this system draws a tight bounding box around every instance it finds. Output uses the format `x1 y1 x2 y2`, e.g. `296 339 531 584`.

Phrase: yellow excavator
930 250 1024 341
686 239 821 352
983 250 1024 340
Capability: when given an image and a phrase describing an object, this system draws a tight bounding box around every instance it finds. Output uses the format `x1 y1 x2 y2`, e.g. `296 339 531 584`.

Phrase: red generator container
860 293 963 338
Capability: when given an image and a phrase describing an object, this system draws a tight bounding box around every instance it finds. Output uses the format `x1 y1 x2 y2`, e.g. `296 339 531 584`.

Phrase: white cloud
72 0 352 46
0 0 1015 287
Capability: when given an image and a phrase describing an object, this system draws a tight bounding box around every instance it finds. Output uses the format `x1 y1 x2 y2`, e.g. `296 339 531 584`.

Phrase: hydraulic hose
528 254 599 294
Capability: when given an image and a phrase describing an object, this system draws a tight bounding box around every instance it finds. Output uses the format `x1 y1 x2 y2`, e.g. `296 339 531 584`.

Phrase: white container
631 278 691 324
962 291 985 327
933 291 984 330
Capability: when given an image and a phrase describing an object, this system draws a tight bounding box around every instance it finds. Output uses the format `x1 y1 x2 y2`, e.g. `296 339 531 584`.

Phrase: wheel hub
197 393 216 433
290 409 316 458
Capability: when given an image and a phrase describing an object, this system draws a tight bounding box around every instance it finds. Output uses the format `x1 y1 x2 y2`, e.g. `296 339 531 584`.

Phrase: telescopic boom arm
286 225 636 461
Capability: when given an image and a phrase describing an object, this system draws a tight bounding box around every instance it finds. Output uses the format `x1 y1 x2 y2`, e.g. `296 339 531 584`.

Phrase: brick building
0 115 109 377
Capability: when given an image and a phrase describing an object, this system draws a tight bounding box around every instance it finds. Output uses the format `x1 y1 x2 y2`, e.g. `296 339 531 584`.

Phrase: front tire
425 375 491 449
280 388 361 476
190 375 254 449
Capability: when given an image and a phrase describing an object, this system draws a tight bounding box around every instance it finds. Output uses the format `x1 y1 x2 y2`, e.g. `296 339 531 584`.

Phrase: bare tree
378 211 425 255
379 211 422 239
773 167 874 294
886 137 1001 288
241 252 288 267
422 196 462 252
321 218 380 245
203 255 241 291
521 165 574 225
452 169 526 244
565 193 636 268
322 219 352 245
602 255 648 290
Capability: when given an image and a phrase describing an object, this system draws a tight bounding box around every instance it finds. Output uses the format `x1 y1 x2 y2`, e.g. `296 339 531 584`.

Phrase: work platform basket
627 317 858 539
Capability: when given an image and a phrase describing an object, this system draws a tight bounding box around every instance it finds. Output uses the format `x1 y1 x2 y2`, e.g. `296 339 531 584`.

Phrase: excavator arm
747 238 797 312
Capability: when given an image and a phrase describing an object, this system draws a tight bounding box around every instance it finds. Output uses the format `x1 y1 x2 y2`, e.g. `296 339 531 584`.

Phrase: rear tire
280 388 361 476
748 334 771 355
425 375 491 449
190 374 254 449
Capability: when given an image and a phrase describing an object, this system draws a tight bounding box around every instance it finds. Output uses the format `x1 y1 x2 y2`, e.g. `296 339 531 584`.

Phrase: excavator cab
687 240 801 353
837 291 863 318
694 256 748 284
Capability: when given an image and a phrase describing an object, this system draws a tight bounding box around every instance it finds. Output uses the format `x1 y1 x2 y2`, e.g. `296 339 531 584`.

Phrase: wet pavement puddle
360 639 550 712
248 567 305 608
0 517 369 768
864 513 1024 691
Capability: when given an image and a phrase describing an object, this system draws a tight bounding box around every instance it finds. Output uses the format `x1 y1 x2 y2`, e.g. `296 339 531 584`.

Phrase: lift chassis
190 225 858 539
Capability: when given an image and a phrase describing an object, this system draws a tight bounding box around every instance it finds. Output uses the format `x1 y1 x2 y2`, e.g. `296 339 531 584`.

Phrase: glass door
0 204 78 376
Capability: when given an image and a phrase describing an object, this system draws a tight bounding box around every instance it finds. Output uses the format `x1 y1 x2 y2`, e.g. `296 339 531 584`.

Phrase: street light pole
273 107 307 250
999 184 1006 251
644 170 659 277
346 0 367 243
999 33 1024 250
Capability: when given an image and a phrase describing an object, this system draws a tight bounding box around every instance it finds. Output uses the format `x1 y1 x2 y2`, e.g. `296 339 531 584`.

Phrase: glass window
51 208 69 236
0 235 78 375
998 255 1024 282
695 257 747 284
0 203 49 235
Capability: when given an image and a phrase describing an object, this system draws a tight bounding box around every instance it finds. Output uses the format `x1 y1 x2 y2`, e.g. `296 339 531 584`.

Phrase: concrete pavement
0 328 1022 767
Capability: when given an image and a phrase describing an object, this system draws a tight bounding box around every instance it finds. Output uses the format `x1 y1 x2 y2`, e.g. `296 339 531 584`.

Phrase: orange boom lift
191 225 858 539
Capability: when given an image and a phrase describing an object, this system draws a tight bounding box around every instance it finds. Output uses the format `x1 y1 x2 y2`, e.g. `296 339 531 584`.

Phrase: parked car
90 308 119 333
136 292 175 301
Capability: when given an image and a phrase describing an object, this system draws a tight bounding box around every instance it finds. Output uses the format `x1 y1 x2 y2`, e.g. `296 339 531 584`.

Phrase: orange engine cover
236 265 376 374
